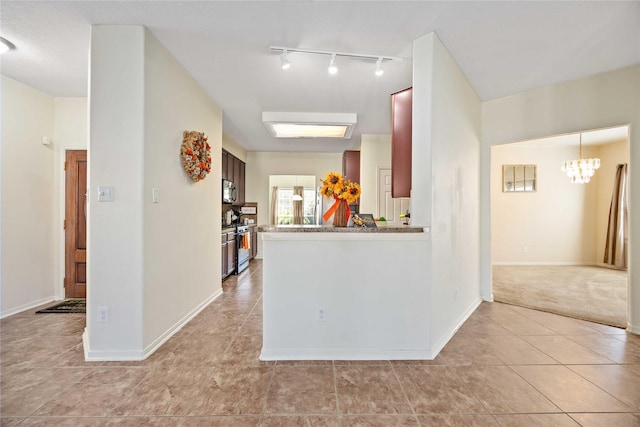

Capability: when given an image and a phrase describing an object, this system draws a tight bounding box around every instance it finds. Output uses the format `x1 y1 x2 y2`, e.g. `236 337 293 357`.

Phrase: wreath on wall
181 130 211 182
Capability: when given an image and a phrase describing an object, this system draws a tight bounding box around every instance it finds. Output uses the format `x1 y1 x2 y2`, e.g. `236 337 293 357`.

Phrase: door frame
487 127 632 324
57 146 87 300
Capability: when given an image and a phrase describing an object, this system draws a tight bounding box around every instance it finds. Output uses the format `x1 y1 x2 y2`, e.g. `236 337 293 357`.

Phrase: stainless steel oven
235 225 250 274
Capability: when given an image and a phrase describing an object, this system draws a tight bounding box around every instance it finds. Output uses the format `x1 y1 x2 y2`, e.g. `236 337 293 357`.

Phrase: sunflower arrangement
320 172 361 204
321 172 361 226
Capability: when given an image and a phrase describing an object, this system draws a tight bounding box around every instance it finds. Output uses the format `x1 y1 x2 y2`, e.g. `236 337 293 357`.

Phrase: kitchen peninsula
258 225 431 361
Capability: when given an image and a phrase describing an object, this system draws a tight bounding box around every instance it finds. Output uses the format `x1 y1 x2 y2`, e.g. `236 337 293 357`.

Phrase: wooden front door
65 150 87 298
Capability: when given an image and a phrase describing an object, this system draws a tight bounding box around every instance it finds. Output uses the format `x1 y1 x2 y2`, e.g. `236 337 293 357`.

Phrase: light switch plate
97 186 114 202
152 188 160 203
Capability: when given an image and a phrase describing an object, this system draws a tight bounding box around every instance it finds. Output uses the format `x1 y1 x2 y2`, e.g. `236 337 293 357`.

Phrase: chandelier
561 133 600 183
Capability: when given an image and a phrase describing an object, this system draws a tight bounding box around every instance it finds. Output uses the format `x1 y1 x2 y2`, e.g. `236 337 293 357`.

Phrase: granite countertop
257 225 426 233
222 226 236 233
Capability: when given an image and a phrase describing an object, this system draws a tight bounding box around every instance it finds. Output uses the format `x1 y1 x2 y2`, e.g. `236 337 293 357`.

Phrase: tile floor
2 260 640 426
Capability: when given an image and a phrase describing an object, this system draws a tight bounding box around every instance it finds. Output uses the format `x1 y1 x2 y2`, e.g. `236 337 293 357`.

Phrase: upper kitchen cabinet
343 150 360 205
342 150 361 184
226 151 235 181
221 149 246 206
221 150 229 180
236 160 245 206
391 87 412 198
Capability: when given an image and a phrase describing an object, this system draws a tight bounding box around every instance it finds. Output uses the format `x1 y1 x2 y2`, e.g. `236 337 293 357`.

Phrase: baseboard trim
83 328 145 361
84 288 224 361
492 262 594 266
429 297 482 358
142 288 224 359
627 324 640 335
1 296 57 319
260 348 433 361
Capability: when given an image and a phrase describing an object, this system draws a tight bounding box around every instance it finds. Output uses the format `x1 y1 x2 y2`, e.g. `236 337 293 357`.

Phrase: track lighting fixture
0 37 15 55
328 54 338 75
280 49 290 70
270 46 402 77
375 58 384 76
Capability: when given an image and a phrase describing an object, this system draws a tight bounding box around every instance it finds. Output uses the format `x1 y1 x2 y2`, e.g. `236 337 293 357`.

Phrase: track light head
0 37 15 55
280 49 291 70
375 58 384 76
270 46 403 77
328 53 338 75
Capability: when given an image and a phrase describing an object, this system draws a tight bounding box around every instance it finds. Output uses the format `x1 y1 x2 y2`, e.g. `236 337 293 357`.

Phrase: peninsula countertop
257 224 428 233
258 222 431 361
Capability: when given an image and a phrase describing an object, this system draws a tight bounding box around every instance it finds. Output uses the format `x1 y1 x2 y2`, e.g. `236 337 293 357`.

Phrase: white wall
412 33 482 353
1 77 56 316
222 133 247 163
491 143 599 264
482 65 640 332
359 134 391 215
245 151 341 257
87 25 223 359
143 28 223 351
88 25 146 357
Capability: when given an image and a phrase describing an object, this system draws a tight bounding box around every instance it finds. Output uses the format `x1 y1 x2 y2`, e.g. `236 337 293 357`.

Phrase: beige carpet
492 265 628 328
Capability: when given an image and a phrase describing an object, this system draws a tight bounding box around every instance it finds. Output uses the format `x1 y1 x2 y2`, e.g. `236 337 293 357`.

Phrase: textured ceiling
1 1 639 152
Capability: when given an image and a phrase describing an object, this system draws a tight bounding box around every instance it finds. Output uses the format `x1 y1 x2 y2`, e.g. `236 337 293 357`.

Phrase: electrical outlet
454 288 459 301
317 306 327 322
523 246 528 254
97 306 109 323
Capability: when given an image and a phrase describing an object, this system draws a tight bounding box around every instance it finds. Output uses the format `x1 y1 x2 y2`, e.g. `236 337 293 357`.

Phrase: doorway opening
490 125 630 327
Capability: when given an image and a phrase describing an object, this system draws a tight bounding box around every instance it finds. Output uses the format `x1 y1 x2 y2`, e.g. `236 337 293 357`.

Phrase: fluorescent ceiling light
262 112 357 139
270 124 349 138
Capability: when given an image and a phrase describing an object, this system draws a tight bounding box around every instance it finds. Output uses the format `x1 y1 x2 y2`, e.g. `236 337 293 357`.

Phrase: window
277 188 294 224
303 189 316 224
276 188 317 224
503 164 536 192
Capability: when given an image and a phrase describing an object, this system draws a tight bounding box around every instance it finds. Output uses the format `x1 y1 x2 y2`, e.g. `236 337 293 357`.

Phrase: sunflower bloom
343 182 361 203
325 172 343 192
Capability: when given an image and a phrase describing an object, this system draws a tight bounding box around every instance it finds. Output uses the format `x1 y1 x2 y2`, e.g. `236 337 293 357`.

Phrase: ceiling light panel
262 112 357 139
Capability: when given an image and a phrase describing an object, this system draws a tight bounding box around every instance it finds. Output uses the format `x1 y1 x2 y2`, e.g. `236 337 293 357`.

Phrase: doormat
36 299 86 314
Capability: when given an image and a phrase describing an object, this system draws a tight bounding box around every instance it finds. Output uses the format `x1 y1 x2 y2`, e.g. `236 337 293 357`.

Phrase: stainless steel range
235 224 250 274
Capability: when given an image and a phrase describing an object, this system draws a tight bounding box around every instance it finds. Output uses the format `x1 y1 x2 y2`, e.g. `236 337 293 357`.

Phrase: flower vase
333 199 349 227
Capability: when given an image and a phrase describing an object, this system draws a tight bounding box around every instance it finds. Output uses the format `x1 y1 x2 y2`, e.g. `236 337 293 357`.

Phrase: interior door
65 150 87 298
378 168 410 227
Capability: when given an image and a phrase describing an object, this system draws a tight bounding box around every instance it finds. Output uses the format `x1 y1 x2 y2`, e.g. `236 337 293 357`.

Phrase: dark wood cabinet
237 161 245 206
226 152 235 182
249 225 258 259
343 150 360 206
226 233 236 276
391 87 412 198
222 230 238 279
342 150 360 184
221 150 228 180
221 149 246 206
232 157 245 206
221 236 228 279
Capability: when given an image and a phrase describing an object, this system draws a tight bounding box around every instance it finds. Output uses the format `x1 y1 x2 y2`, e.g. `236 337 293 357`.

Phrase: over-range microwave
222 179 237 204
